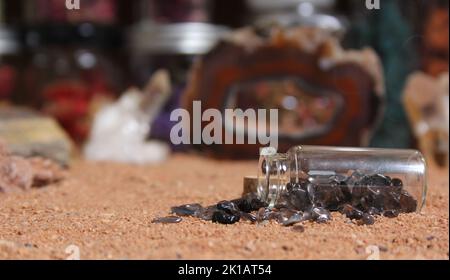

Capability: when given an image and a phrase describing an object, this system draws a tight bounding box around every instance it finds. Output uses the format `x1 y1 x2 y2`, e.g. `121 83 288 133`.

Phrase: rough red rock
0 141 64 193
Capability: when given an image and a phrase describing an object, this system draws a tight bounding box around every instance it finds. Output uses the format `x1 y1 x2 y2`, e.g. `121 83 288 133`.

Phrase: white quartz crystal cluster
84 70 171 164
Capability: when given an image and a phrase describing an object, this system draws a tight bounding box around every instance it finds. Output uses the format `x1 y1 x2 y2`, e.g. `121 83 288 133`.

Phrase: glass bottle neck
257 152 289 207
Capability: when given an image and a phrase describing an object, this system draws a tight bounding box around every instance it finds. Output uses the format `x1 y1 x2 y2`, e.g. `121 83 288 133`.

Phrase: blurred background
0 0 448 167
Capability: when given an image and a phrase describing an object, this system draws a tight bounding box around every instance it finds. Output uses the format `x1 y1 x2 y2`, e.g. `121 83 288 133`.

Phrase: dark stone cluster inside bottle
278 171 418 223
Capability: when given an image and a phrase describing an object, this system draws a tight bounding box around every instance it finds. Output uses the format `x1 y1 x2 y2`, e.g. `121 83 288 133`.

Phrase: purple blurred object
149 85 188 151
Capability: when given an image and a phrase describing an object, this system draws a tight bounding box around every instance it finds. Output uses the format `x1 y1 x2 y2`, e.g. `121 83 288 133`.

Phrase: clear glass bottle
257 146 427 213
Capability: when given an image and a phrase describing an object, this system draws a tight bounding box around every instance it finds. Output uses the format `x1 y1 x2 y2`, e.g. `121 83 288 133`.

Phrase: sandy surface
0 154 448 260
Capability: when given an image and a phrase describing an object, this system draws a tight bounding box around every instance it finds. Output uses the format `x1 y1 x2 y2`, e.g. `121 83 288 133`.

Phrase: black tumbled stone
350 185 368 209
340 204 364 220
391 178 403 188
231 198 252 213
256 207 273 222
275 208 301 224
360 174 392 187
311 207 331 223
346 170 365 187
171 203 203 217
367 207 382 216
152 216 182 224
197 205 217 221
383 209 399 218
217 200 240 215
361 213 375 225
232 193 267 212
399 190 418 213
286 184 311 211
282 212 304 226
382 190 401 211
212 210 240 224
240 212 257 223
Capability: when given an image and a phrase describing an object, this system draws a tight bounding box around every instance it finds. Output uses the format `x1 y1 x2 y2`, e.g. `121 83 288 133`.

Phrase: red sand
0 155 448 259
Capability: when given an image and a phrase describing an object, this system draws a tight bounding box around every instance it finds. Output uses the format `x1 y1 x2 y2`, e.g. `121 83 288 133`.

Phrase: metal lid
129 21 230 55
247 0 335 12
248 0 345 37
255 13 346 36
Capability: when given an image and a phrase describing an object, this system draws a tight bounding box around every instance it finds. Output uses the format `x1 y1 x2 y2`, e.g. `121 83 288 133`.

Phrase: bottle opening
257 148 289 208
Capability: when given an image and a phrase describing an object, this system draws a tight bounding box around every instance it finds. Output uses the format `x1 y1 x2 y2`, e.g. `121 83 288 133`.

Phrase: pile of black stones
152 171 418 227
